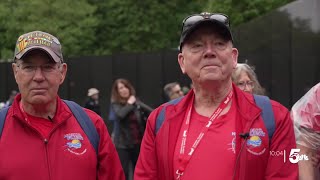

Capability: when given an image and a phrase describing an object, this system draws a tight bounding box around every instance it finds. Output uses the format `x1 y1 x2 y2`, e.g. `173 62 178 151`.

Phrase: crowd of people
0 11 319 180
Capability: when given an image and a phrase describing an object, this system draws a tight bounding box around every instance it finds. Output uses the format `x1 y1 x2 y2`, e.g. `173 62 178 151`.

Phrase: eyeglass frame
15 61 62 75
236 81 255 90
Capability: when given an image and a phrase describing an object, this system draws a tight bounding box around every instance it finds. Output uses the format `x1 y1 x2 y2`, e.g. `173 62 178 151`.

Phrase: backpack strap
63 100 100 156
0 106 10 139
253 95 276 143
155 97 183 134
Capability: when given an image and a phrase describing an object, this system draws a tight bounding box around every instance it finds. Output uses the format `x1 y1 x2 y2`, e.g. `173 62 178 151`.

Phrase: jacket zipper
17 116 68 180
44 119 68 180
232 112 261 180
17 117 52 180
44 138 52 180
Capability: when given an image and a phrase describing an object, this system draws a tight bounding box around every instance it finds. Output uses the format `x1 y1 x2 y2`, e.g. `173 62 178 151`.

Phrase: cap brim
88 92 99 96
15 46 61 63
180 19 233 51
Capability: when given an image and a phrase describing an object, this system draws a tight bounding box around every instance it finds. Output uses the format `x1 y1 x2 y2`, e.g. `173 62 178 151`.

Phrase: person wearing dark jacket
84 88 101 115
109 78 153 180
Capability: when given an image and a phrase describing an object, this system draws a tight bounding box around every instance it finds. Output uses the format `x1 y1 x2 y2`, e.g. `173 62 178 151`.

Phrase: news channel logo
270 148 309 163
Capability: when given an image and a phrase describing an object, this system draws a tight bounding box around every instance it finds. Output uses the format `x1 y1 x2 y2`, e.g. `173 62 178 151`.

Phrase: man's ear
178 53 186 74
231 48 239 69
59 63 68 84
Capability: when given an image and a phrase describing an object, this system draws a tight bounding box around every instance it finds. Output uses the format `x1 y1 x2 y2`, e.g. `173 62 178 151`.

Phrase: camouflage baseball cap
14 31 63 62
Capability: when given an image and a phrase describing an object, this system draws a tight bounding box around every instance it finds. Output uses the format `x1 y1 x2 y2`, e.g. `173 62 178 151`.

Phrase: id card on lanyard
176 90 233 179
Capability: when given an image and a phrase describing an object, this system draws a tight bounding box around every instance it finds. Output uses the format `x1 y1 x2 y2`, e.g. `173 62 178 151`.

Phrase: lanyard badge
176 90 233 179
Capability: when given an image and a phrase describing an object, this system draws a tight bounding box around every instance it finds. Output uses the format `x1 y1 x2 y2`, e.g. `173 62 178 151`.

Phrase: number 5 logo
289 149 300 163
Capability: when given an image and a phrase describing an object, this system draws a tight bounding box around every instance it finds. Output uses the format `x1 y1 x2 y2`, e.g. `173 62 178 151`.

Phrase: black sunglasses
182 12 230 28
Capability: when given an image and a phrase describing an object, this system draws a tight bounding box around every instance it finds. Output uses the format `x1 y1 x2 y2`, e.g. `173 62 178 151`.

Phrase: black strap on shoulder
63 100 100 156
0 106 10 139
155 97 183 134
253 95 276 143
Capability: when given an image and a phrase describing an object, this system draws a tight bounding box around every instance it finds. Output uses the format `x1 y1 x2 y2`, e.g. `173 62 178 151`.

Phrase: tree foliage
0 0 98 61
0 0 293 61
90 0 205 55
205 0 293 26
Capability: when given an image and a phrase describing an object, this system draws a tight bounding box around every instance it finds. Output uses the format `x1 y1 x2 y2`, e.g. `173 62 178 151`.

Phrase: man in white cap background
0 31 124 180
85 88 101 115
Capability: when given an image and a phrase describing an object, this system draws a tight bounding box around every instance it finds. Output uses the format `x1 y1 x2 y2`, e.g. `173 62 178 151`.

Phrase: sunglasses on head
182 12 230 28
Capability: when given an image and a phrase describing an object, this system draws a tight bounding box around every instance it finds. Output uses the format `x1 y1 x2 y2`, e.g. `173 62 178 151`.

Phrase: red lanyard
176 90 233 179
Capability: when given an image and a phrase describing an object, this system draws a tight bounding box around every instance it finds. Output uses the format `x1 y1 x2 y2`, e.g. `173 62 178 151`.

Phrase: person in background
84 88 101 115
181 85 191 95
109 78 153 180
291 82 320 180
135 12 297 180
163 82 184 101
232 62 266 95
0 30 124 180
4 90 18 107
0 90 18 110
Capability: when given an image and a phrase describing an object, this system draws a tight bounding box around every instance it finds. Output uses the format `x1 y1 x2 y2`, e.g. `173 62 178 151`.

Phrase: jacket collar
165 84 263 138
232 83 261 131
12 94 72 124
168 83 262 129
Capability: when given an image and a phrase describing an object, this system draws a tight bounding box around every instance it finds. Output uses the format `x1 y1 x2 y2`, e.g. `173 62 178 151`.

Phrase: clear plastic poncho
291 83 320 150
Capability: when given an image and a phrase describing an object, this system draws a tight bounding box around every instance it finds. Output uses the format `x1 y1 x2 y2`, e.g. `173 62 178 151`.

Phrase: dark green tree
91 0 205 55
0 0 294 61
0 0 98 61
205 0 293 26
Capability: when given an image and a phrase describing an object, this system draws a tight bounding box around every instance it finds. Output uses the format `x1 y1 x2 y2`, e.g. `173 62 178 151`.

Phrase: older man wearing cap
134 12 297 180
0 31 124 180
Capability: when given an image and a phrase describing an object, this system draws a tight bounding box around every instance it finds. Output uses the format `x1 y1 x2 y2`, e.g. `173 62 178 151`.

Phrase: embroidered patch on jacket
246 128 266 155
228 132 236 154
64 133 87 155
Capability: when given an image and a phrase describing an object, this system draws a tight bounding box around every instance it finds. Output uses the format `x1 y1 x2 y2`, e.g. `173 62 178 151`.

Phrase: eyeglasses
16 63 61 75
236 81 254 90
182 12 230 28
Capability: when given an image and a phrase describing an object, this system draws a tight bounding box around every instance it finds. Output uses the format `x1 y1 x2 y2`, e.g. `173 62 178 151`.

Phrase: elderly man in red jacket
135 12 298 180
0 31 125 180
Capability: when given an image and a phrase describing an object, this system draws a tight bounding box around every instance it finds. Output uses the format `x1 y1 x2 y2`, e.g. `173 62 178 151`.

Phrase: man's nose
33 67 45 79
203 44 216 57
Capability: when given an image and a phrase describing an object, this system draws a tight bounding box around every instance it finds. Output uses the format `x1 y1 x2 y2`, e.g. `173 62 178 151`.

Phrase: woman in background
232 63 266 95
109 78 153 180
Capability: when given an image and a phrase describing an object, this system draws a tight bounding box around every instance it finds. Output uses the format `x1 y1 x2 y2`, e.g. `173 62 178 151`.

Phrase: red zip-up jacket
0 95 125 180
135 84 298 180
